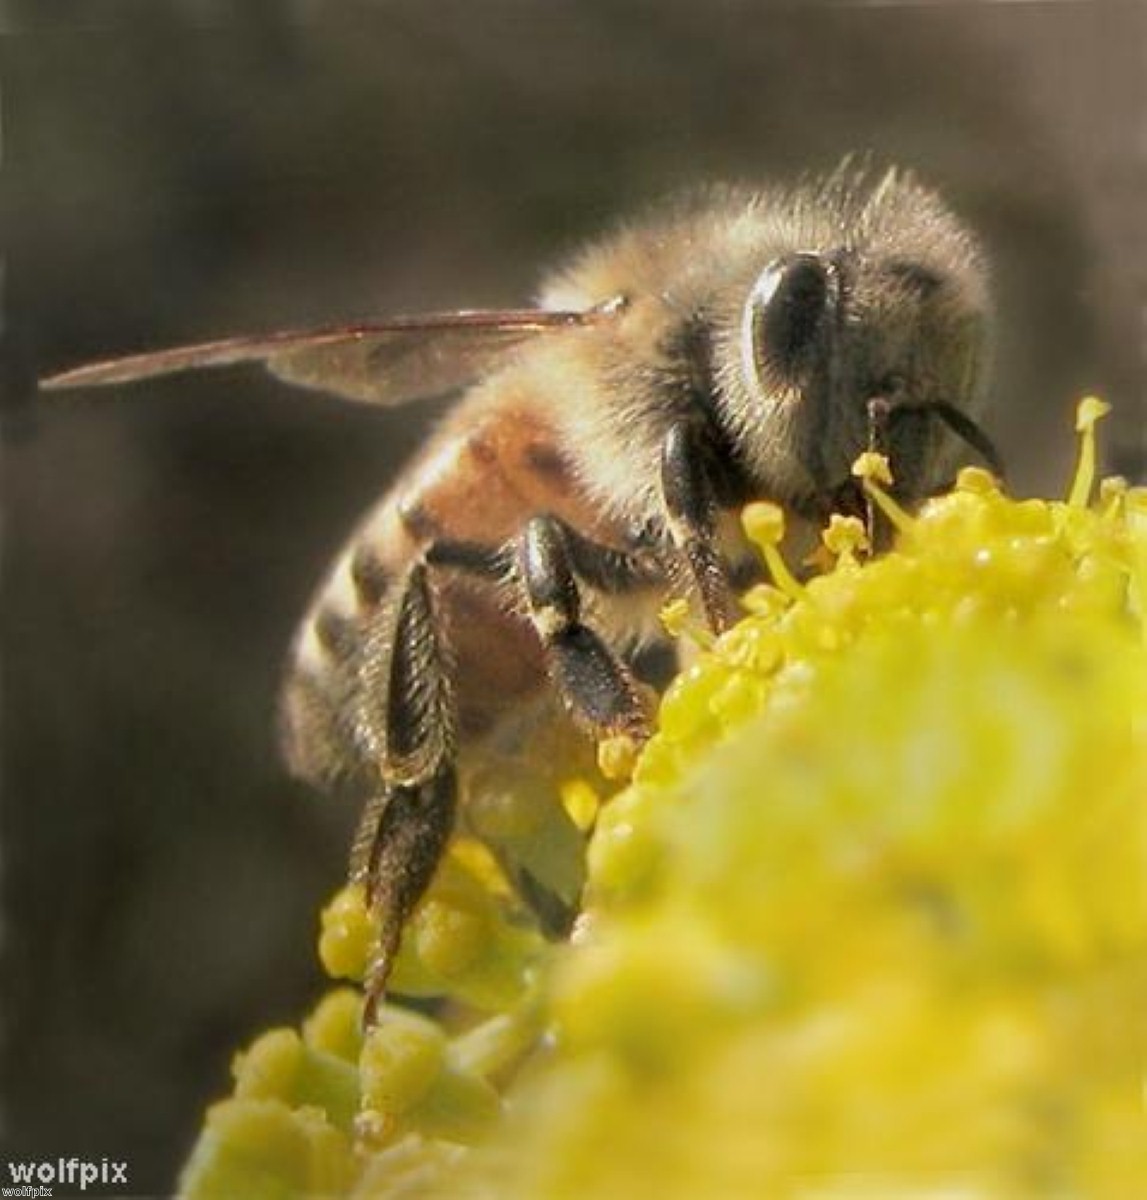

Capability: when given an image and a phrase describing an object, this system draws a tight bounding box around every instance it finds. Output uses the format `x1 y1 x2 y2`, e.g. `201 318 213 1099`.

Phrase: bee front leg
518 515 654 744
659 422 738 634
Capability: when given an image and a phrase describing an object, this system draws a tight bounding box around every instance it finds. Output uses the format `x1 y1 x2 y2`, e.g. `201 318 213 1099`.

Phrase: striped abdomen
278 395 629 792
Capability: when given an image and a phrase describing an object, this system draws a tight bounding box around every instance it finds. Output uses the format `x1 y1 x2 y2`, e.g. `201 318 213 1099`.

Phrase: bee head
735 219 990 501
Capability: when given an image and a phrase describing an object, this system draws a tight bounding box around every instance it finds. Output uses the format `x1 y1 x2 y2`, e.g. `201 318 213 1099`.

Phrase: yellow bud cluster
182 985 540 1197
180 991 362 1196
182 840 548 1196
319 844 545 1012
180 400 1147 1198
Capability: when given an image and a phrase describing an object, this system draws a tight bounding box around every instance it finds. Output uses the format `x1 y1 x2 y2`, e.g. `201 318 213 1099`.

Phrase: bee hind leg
518 514 654 743
348 560 459 1026
353 765 457 1027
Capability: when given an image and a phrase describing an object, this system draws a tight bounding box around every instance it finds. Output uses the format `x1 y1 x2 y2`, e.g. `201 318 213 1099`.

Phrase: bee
42 164 1001 1023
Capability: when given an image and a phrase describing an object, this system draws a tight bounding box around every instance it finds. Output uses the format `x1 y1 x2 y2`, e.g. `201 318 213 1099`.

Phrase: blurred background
3 0 1144 1191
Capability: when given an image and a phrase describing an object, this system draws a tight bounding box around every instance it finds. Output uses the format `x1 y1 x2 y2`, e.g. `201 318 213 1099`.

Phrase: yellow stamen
955 466 1000 497
598 735 641 782
1099 475 1128 519
659 597 715 649
851 452 913 532
822 514 870 565
742 502 804 599
851 450 894 487
1068 395 1112 509
559 779 601 832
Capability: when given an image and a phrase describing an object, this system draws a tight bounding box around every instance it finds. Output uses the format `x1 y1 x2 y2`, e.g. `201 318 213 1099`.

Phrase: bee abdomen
279 668 360 790
279 402 606 791
314 606 358 662
279 533 402 791
350 542 392 608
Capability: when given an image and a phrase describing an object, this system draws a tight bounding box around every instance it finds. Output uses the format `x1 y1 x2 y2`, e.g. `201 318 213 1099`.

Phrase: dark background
3 1 1144 1192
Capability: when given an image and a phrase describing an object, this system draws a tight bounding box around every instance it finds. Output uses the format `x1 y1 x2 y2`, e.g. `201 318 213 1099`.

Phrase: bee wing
40 302 622 405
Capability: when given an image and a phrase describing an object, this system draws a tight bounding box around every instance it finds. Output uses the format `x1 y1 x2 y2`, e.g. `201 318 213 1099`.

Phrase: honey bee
42 164 1001 1023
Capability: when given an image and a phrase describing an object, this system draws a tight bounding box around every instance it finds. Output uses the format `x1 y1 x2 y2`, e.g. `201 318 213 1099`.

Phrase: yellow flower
181 401 1147 1199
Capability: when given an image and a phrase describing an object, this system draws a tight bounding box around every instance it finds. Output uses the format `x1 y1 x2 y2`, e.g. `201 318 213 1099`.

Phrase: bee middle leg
518 515 656 744
425 528 657 936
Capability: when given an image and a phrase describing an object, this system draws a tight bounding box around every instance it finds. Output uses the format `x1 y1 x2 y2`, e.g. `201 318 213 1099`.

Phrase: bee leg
428 530 655 937
349 560 459 1026
660 422 738 634
426 527 659 596
356 767 457 1027
519 515 654 743
541 521 663 595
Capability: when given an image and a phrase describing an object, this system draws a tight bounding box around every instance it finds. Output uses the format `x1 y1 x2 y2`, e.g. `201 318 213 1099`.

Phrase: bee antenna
874 396 1005 482
925 401 1006 481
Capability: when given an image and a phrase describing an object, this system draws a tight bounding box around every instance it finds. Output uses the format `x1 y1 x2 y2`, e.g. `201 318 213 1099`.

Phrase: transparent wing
40 301 622 405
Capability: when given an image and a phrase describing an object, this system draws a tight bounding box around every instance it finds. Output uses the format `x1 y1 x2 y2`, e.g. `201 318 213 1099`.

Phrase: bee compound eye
744 253 832 386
